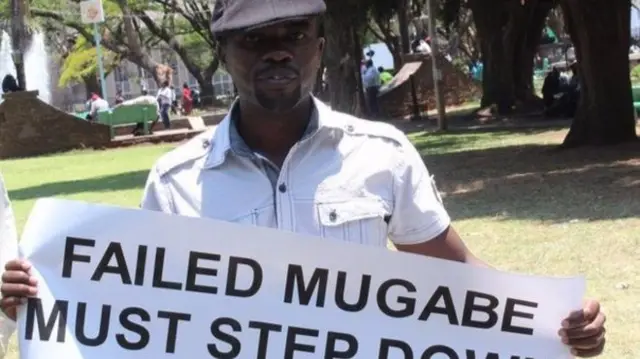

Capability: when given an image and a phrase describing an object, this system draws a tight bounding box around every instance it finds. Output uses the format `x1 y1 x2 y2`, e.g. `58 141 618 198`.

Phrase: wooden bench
97 104 158 138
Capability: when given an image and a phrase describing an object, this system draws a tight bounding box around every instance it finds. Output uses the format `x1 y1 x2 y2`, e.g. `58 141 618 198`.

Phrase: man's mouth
257 68 298 83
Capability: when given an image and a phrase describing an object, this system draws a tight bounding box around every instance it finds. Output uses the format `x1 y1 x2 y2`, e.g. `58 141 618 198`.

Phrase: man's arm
395 225 490 268
387 133 491 268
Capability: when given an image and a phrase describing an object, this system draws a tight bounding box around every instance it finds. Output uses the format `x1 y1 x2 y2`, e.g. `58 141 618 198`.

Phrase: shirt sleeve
388 136 451 246
140 166 173 213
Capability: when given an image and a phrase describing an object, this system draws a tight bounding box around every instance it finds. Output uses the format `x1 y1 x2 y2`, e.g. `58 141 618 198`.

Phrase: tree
57 36 120 94
462 0 553 112
8 0 28 89
132 0 219 103
560 0 638 146
31 0 173 86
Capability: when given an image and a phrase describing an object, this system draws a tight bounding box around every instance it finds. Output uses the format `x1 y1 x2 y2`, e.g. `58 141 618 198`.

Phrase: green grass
1 127 639 358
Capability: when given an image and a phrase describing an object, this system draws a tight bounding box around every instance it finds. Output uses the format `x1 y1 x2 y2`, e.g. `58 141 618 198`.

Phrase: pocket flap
317 198 386 226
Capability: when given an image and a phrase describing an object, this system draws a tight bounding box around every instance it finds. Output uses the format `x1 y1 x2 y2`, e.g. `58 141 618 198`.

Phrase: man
85 93 109 122
0 0 605 356
1 75 20 94
116 90 160 136
362 59 381 117
378 66 393 86
542 67 561 112
156 81 173 128
0 173 17 359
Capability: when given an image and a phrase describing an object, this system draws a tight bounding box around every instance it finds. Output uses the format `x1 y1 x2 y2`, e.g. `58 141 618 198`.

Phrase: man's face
221 18 324 112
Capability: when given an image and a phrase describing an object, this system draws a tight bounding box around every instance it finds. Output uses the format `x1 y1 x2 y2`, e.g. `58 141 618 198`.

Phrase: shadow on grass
424 142 640 222
8 170 149 201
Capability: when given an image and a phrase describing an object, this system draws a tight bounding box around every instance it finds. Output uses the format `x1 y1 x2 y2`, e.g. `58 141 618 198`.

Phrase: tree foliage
58 36 119 87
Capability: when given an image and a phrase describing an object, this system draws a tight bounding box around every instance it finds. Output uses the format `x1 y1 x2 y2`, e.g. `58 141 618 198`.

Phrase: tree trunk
82 74 100 95
513 0 553 104
323 13 361 114
10 0 27 90
199 82 215 107
560 0 638 146
470 0 550 113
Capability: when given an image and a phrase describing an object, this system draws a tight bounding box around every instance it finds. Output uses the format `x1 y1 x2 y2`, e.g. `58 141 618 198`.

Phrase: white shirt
156 87 173 105
362 66 381 89
120 95 157 107
141 97 450 247
416 40 432 54
0 173 18 358
89 98 109 116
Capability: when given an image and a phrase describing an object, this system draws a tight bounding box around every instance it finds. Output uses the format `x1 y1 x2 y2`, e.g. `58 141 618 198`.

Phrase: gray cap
211 0 327 34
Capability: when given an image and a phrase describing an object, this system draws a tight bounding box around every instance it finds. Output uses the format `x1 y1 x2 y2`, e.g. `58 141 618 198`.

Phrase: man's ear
317 37 325 53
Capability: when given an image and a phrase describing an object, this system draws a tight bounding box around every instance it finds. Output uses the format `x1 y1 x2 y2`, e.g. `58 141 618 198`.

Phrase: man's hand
0 259 38 321
559 299 606 357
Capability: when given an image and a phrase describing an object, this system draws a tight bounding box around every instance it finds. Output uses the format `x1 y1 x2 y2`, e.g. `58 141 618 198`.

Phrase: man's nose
262 50 293 63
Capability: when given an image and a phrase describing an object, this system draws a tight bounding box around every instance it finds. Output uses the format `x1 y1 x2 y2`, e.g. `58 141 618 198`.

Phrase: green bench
96 104 158 138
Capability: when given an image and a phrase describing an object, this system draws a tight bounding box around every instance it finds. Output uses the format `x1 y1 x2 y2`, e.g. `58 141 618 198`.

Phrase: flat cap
211 0 327 34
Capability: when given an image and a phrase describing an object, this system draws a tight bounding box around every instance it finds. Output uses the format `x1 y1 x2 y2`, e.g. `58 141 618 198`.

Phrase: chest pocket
316 198 389 246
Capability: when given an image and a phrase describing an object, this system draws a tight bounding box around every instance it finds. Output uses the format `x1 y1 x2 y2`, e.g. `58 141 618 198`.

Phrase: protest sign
17 198 584 358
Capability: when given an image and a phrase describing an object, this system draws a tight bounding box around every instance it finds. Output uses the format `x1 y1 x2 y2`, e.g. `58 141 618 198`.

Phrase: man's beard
254 85 304 112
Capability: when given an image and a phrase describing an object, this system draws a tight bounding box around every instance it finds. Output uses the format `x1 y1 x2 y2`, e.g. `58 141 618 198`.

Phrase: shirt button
346 125 354 132
329 210 337 222
202 139 210 148
278 183 287 193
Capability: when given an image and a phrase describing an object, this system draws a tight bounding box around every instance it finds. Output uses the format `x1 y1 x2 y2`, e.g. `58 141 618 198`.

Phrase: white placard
80 0 104 24
17 198 584 358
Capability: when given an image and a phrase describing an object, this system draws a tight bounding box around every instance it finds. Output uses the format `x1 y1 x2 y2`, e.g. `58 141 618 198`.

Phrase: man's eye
291 32 306 41
244 34 260 43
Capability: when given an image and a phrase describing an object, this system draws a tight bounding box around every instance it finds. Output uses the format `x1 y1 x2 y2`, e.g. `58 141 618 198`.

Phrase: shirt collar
202 95 342 169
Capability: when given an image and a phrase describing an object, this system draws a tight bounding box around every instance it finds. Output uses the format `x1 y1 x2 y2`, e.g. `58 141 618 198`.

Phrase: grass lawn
1 126 639 358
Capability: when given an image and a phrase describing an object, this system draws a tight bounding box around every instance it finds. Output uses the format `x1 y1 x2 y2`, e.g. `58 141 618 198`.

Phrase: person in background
156 81 173 129
170 85 179 115
362 59 381 118
117 89 160 136
0 173 18 359
542 67 561 111
1 75 20 93
378 66 393 86
114 90 125 105
85 93 109 122
182 83 193 115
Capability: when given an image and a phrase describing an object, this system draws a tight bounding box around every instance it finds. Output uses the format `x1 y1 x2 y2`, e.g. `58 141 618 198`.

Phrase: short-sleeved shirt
141 96 450 247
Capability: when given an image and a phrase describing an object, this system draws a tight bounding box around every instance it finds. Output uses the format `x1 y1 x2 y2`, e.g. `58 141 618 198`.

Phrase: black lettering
226 256 263 297
133 245 148 286
249 321 282 359
465 351 534 359
185 251 220 294
90 242 132 284
461 291 499 329
116 307 151 350
158 311 191 353
377 279 416 318
152 247 182 290
24 298 68 342
283 265 328 307
284 327 318 359
335 271 370 312
378 338 412 358
421 345 458 359
501 298 537 335
418 286 459 324
208 317 241 358
75 302 110 346
62 237 94 278
325 331 358 358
